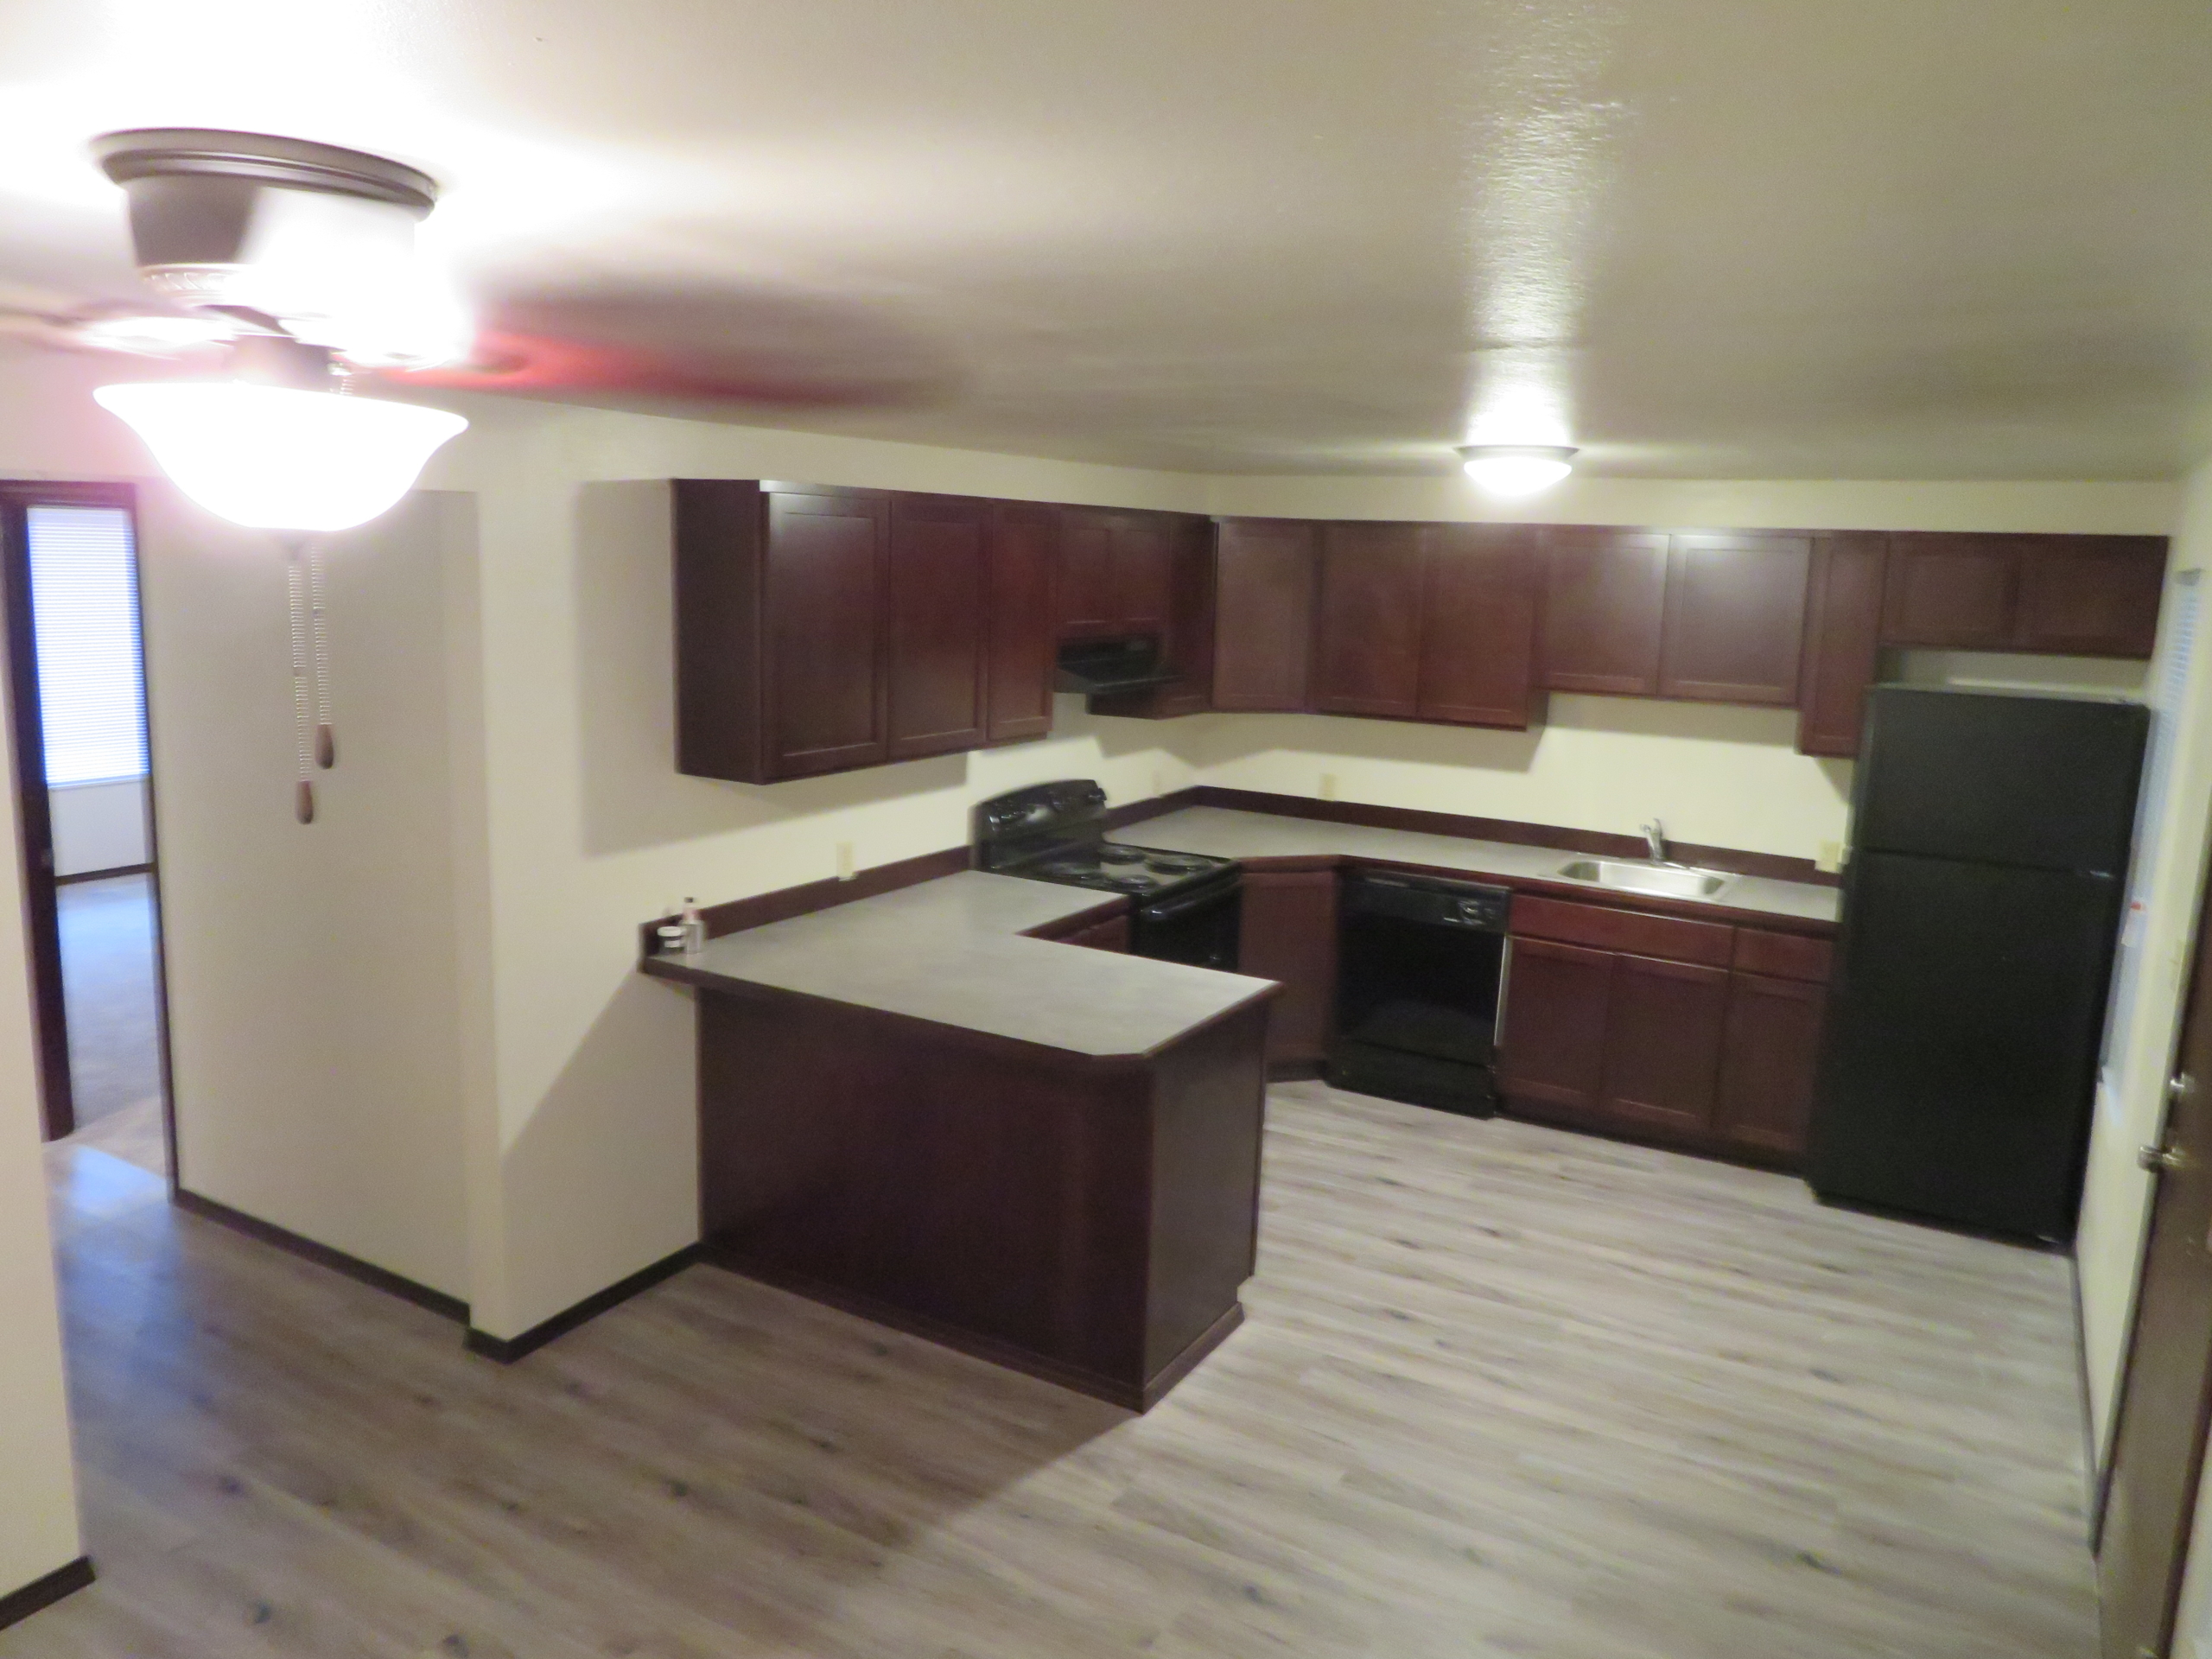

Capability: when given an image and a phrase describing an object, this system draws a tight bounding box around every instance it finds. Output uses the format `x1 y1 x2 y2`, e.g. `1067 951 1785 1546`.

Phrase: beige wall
0 588 84 1594
142 485 477 1300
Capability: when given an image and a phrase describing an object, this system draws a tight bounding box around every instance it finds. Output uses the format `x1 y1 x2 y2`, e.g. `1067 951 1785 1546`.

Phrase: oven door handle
1138 883 1238 925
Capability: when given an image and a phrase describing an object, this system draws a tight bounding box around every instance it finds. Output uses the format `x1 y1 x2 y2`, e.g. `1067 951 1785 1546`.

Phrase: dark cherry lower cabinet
1236 868 1338 1071
1498 906 1830 1165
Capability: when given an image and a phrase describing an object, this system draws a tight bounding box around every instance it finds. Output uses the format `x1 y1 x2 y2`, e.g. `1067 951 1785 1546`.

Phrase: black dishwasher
1325 871 1511 1117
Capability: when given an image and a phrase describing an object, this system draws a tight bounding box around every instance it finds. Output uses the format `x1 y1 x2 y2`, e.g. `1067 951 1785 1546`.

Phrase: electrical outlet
836 841 856 881
1319 772 1339 801
1815 840 1847 874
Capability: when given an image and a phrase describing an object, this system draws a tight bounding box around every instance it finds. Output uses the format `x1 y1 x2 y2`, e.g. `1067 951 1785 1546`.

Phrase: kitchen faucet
1642 819 1668 864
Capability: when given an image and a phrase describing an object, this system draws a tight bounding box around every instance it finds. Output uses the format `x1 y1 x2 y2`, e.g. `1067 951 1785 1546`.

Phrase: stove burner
1098 846 1144 865
1141 851 1215 874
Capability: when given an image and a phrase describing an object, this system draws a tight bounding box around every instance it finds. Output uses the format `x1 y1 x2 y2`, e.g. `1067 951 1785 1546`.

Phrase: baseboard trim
0 1557 94 1630
465 1244 703 1363
171 1190 468 1324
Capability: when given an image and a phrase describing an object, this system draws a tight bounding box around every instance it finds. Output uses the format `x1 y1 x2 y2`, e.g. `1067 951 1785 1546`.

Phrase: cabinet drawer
1511 893 1734 968
1731 929 1834 983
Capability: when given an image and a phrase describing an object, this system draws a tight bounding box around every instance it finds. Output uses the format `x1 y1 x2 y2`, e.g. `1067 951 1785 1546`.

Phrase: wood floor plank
8 1090 2097 1657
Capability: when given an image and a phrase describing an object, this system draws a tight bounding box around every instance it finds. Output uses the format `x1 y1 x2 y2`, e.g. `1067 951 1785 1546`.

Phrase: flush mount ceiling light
1459 444 1578 496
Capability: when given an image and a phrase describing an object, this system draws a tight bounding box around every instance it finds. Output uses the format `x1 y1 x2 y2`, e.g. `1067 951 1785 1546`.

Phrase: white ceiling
3 1 2211 478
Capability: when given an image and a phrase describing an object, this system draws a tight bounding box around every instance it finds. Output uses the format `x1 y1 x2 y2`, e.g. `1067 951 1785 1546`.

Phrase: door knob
2141 1143 2193 1173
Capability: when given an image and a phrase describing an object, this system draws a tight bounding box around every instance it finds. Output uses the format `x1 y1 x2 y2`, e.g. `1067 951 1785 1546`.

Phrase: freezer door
1808 851 2121 1239
1854 688 2146 872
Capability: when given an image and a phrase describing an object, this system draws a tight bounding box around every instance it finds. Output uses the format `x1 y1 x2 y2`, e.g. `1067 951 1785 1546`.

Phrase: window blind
25 505 148 785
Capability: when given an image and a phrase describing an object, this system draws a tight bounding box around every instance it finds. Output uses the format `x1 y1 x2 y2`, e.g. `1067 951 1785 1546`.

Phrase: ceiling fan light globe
1459 445 1577 496
94 382 467 532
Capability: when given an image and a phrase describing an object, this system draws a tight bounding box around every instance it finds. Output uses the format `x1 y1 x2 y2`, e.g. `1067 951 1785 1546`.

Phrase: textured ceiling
3 1 2210 477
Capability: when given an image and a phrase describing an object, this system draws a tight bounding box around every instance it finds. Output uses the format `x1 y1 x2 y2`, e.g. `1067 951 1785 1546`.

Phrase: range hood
1056 635 1176 696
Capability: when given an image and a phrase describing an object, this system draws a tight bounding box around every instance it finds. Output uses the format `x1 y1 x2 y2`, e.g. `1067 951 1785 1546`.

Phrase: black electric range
975 780 1242 970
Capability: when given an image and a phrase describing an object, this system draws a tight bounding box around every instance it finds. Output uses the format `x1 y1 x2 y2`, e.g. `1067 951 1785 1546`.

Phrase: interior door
2098 874 2212 1658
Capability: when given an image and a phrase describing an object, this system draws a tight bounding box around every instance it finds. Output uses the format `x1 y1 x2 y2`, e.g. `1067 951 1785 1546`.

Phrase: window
26 505 148 785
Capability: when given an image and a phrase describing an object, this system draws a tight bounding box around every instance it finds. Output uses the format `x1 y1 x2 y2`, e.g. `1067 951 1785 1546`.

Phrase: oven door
1129 877 1242 971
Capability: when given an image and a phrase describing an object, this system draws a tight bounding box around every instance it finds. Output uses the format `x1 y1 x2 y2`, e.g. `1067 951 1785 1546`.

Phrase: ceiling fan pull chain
284 537 315 824
308 538 335 769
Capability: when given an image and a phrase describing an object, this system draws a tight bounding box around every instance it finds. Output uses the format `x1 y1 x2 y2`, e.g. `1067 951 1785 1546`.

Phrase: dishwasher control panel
1341 871 1512 931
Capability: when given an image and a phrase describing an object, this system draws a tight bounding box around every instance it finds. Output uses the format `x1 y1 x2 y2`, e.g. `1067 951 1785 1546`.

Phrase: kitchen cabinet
1880 533 2164 656
1058 508 1175 640
1882 534 2021 648
1600 954 1731 1134
1418 524 1541 728
1499 897 1830 1164
1657 533 1811 705
1089 516 1217 718
675 480 894 784
1716 971 1825 1158
886 493 990 760
1236 867 1338 1071
1496 937 1614 1112
1211 518 1318 712
1311 523 1428 717
1537 529 1669 696
983 501 1060 743
2014 536 2166 657
1062 913 1132 952
1797 532 1889 759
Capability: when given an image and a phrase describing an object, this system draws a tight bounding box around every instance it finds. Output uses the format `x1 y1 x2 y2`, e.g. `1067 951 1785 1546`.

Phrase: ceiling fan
9 127 949 533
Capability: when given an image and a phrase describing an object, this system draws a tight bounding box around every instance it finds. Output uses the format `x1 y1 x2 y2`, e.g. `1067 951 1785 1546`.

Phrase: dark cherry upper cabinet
2014 536 2166 657
1496 937 1615 1113
1599 954 1730 1135
983 502 1059 743
1880 533 2021 649
1716 970 1825 1160
1211 518 1318 712
673 480 893 785
1797 532 1889 758
1538 529 1669 696
1236 868 1339 1070
1657 533 1811 705
885 494 989 760
1311 523 1428 717
1884 531 2165 657
1057 508 1174 640
1418 524 1541 728
1088 516 1217 719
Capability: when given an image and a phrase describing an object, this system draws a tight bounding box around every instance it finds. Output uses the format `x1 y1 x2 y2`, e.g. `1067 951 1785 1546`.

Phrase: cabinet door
1881 533 2018 647
1537 529 1669 696
1797 531 1888 758
1311 523 1427 717
1716 970 1825 1160
1212 518 1318 711
1658 533 1811 704
1087 517 1217 719
984 502 1059 742
1418 524 1539 727
1497 937 1614 1112
1237 868 1339 1068
1113 516 1176 635
1065 914 1132 952
886 494 989 760
2014 535 2166 658
1599 953 1730 1135
1057 509 1119 639
764 488 889 778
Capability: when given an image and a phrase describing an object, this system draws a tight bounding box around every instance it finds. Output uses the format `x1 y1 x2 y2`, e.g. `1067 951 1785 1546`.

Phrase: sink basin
1554 858 1737 900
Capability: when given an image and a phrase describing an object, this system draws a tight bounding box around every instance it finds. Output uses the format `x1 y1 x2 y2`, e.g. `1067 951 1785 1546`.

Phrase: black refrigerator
1808 687 2148 1242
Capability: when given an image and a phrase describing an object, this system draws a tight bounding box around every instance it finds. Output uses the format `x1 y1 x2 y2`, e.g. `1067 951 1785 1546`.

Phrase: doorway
0 482 171 1179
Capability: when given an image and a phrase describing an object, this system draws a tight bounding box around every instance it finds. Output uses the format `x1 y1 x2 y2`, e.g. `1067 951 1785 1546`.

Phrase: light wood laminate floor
12 1083 2096 1657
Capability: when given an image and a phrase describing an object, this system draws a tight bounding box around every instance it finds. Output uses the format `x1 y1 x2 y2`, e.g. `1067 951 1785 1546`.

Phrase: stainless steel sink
1554 857 1737 900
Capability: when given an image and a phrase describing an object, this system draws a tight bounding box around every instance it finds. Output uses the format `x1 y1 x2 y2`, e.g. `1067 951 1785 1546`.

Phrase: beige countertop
1119 807 1843 927
640 870 1277 1060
